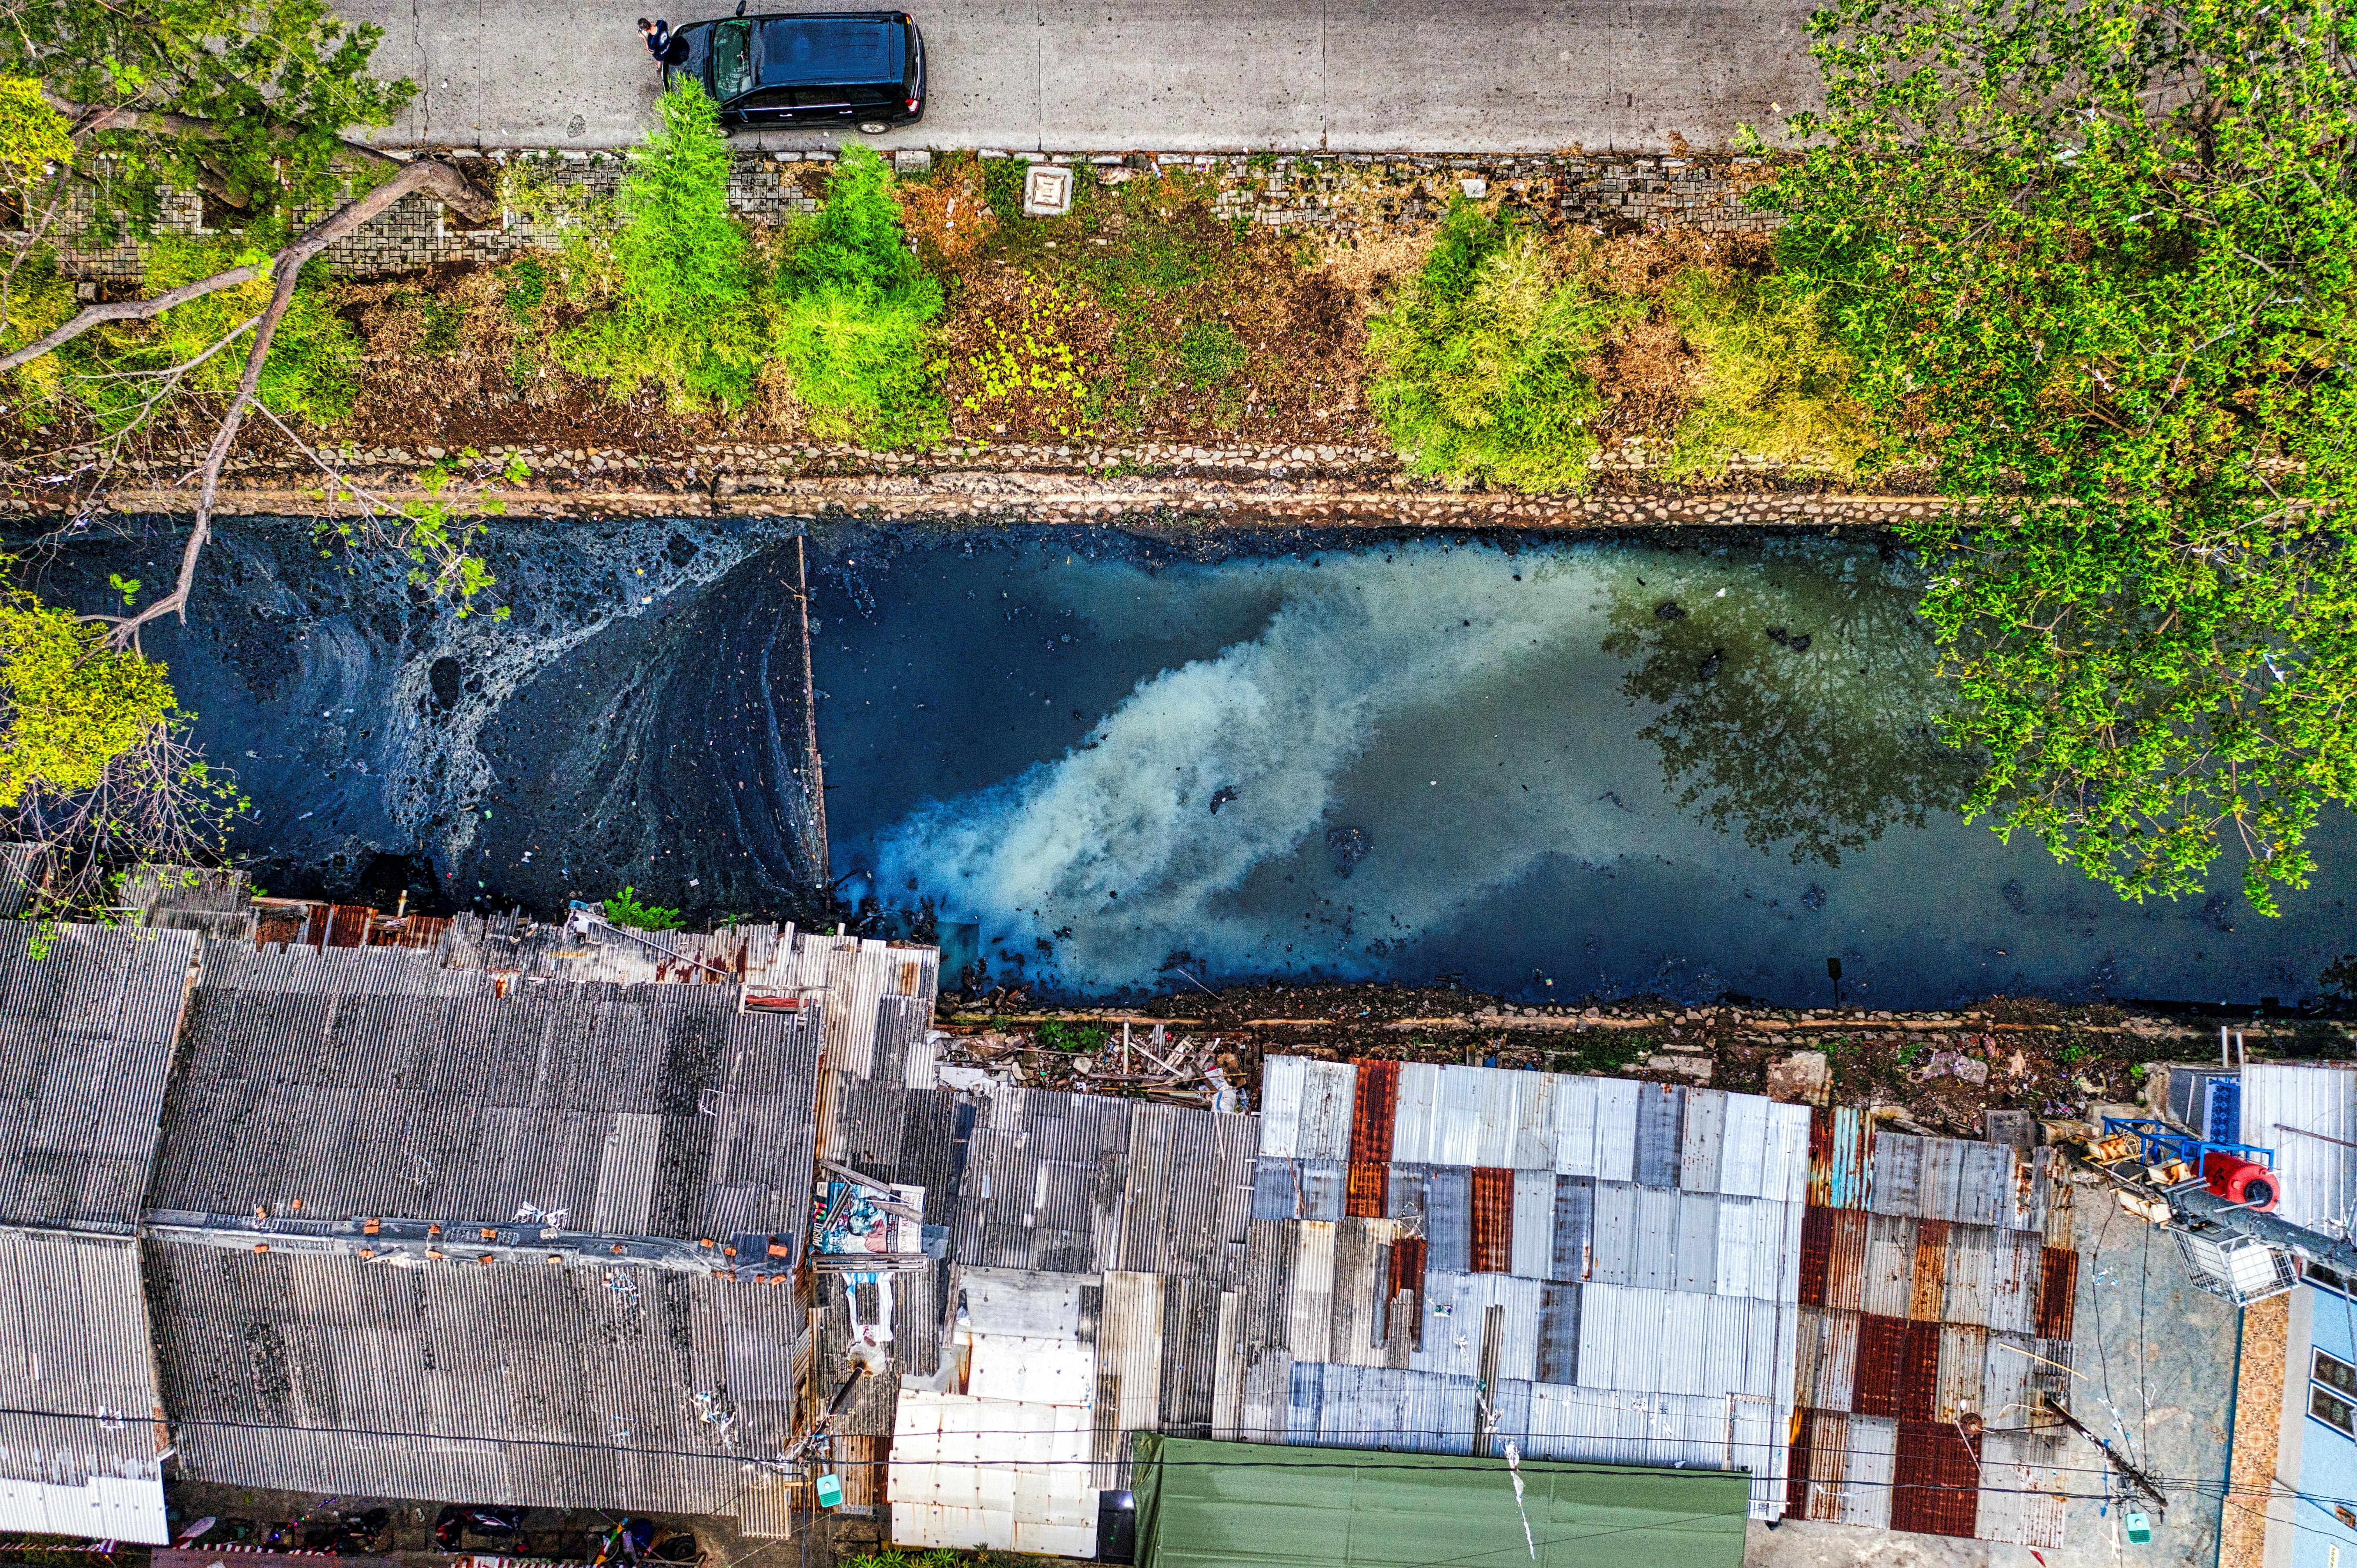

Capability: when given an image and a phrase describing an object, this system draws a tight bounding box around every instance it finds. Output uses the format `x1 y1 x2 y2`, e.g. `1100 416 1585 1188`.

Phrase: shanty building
0 919 198 1541
0 883 941 1545
1236 1058 1811 1517
1787 1110 2079 1545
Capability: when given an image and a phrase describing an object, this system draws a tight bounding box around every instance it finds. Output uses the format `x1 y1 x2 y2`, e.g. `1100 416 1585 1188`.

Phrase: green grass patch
768 144 945 445
1366 200 1631 491
1665 268 1868 480
561 81 763 411
1035 1020 1109 1053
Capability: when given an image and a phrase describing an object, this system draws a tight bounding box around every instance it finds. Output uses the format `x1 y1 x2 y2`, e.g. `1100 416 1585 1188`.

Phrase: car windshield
756 17 898 86
712 20 753 100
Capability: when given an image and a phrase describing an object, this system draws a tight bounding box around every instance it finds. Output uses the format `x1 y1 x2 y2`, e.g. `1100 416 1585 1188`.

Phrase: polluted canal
27 518 2354 1010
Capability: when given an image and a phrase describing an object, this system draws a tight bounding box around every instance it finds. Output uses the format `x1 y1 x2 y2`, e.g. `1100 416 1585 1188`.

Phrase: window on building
2312 1263 2355 1298
2314 1385 2355 1435
2319 1350 2357 1399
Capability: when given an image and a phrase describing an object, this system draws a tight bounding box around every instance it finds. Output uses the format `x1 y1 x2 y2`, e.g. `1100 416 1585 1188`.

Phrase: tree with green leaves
1366 201 1631 491
0 0 499 915
1758 0 2357 913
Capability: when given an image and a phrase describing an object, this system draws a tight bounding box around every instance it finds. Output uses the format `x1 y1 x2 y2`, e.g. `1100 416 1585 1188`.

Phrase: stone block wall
30 146 1773 295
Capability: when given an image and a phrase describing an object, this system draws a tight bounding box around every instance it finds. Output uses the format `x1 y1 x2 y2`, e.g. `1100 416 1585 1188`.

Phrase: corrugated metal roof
1861 1214 1917 1319
1681 1089 1727 1192
890 1392 1097 1558
1390 1063 1441 1166
1510 1171 1553 1279
1409 1271 1541 1385
1811 1107 1871 1209
1796 1306 1858 1410
1589 1179 1633 1287
1426 1167 1471 1274
1940 1224 1995 1327
0 1226 163 1501
1801 1410 1894 1528
1935 1324 1987 1422
2244 1063 2356 1234
1097 1270 1166 1484
1889 1418 1979 1536
1551 1177 1594 1284
1634 1083 1685 1188
1975 1429 2066 1548
1822 1207 1868 1314
1118 1102 1256 1281
2036 1247 2078 1339
1470 1168 1513 1274
0 919 198 1230
151 1242 797 1514
1908 1219 1949 1321
152 966 821 1244
1347 1060 1396 1166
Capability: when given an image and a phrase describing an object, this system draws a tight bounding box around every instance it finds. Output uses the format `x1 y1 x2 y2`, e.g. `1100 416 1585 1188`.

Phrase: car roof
756 13 901 85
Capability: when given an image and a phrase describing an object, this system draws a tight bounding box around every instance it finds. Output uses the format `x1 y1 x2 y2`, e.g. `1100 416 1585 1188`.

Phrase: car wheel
857 121 889 134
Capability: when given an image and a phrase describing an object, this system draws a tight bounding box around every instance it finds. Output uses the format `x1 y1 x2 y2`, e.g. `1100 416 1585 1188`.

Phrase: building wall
2289 1278 2357 1568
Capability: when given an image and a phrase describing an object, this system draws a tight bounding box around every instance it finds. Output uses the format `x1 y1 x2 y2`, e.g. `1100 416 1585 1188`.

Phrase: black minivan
663 11 924 133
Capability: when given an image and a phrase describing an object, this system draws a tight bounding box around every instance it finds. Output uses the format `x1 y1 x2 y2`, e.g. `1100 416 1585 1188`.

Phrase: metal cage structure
2166 1219 2299 1307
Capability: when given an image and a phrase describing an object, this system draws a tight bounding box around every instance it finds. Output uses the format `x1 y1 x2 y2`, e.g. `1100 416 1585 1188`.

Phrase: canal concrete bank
76 439 1946 528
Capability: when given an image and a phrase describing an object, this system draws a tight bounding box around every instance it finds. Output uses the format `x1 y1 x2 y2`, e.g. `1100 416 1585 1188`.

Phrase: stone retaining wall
37 147 1773 293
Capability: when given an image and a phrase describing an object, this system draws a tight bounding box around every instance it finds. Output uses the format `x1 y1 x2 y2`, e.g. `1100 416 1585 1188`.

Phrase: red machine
2203 1151 2280 1211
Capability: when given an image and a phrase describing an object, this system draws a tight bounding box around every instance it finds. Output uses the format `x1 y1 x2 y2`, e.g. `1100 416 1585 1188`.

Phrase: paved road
341 0 1820 153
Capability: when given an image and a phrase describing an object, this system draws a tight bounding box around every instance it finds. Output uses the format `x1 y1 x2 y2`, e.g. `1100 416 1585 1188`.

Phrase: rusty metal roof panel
2005 1146 2049 1234
1594 1078 1639 1184
1588 1180 1634 1287
1861 1214 1918 1319
1511 1170 1555 1279
1680 1089 1727 1193
1426 1167 1472 1274
1469 1167 1513 1274
1390 1062 1442 1166
1348 1060 1397 1167
1802 1411 1894 1528
1822 1208 1869 1314
1634 1083 1685 1188
1811 1107 1872 1209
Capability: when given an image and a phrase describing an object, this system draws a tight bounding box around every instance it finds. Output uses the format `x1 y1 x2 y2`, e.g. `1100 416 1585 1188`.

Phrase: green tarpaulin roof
1130 1435 1752 1568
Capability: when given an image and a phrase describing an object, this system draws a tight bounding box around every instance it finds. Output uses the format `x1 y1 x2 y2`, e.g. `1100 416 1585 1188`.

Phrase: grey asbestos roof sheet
0 1225 162 1488
146 1240 799 1517
151 956 820 1241
0 919 196 1229
0 842 41 917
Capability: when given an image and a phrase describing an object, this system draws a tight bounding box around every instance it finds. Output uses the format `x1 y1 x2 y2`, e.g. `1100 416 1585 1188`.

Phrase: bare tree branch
40 93 496 219
95 155 490 645
0 155 489 378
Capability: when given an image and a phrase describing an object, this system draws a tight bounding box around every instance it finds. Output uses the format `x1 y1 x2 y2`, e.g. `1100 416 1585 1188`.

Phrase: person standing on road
638 17 672 60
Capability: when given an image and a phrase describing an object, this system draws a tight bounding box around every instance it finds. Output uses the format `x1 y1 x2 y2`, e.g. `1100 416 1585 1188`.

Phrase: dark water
15 515 828 920
19 519 2352 1009
812 531 2356 1010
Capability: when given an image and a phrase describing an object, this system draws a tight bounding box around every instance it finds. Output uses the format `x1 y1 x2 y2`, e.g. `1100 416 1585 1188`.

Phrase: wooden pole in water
797 533 830 891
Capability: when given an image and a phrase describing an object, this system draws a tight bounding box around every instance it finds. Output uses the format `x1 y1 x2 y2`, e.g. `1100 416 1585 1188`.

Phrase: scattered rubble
937 981 2354 1133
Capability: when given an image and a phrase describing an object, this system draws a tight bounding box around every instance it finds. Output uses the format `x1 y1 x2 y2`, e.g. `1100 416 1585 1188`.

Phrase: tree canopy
1759 0 2357 913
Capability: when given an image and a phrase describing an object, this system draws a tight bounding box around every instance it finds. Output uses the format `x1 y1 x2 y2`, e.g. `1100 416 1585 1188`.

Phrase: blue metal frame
2103 1116 2277 1172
